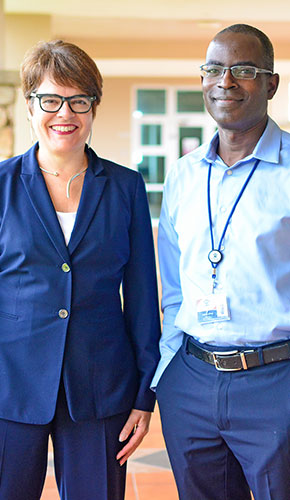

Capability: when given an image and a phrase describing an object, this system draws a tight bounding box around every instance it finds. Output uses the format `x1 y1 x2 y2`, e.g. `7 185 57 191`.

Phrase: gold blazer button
58 309 69 319
61 263 70 273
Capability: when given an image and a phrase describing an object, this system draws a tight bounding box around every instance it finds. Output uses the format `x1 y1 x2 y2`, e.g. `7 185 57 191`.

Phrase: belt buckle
212 350 241 371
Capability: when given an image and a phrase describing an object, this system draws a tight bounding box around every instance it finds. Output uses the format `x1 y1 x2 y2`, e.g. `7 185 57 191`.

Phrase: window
137 89 166 115
177 90 204 113
132 86 215 222
141 124 162 146
138 156 165 184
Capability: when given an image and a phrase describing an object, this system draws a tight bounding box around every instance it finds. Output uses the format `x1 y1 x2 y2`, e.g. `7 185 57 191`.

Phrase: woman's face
28 74 94 157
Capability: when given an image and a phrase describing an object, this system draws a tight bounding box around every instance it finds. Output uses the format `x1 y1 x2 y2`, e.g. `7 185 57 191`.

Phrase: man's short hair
215 24 274 72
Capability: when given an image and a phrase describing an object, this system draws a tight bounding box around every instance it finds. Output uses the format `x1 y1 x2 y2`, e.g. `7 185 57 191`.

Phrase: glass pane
141 124 162 145
179 127 202 156
147 192 163 219
137 89 166 114
177 91 204 112
138 156 165 183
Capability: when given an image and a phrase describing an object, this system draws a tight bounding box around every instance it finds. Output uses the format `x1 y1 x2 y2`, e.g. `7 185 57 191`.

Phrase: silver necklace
39 166 88 198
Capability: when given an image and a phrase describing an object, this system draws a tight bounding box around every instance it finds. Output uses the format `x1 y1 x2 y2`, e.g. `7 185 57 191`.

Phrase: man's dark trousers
157 335 290 500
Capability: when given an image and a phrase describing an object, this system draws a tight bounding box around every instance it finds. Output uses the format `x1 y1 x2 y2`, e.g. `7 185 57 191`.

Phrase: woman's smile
29 75 93 157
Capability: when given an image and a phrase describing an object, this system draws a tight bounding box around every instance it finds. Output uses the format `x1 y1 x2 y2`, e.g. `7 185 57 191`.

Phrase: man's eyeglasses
30 93 97 113
200 64 273 80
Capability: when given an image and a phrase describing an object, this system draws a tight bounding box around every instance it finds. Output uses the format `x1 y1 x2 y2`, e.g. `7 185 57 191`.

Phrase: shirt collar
251 117 281 164
200 117 281 167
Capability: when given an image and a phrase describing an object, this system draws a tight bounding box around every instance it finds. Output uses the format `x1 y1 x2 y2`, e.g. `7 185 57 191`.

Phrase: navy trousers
0 382 129 500
157 335 290 500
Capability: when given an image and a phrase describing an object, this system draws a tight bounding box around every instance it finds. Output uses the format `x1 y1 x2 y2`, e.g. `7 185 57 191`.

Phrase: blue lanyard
207 158 260 278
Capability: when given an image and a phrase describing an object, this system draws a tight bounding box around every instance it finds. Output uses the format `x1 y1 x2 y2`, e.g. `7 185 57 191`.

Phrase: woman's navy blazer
0 144 160 424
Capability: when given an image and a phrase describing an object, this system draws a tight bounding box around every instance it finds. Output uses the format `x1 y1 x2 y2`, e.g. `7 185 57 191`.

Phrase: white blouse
56 211 77 246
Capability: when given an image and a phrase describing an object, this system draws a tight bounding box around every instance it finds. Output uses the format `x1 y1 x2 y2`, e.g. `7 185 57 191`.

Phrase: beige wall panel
4 14 51 70
14 87 30 156
0 0 5 69
63 37 208 60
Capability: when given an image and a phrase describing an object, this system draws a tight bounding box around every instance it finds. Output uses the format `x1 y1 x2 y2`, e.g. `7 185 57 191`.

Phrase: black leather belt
187 338 290 371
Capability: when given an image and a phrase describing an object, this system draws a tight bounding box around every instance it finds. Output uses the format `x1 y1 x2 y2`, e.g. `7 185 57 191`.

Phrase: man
152 24 290 500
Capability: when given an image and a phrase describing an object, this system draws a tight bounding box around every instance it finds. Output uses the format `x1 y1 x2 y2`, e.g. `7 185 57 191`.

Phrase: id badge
196 293 231 324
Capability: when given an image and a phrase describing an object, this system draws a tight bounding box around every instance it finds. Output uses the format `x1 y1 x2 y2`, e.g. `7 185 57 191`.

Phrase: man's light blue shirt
152 117 290 388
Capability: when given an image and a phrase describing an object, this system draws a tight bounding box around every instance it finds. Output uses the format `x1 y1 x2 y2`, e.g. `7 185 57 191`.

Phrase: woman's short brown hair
21 40 103 117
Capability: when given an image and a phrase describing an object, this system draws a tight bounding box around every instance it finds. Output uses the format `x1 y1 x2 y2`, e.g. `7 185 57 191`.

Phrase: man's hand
116 409 152 466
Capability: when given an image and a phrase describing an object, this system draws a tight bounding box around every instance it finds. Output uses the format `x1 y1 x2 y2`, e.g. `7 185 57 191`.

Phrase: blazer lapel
68 150 107 255
20 144 71 263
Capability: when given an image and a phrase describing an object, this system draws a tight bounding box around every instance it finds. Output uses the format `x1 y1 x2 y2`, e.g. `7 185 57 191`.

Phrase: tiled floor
40 405 178 500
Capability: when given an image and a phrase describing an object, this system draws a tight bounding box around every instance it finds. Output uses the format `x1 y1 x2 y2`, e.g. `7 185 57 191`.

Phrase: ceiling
4 0 290 42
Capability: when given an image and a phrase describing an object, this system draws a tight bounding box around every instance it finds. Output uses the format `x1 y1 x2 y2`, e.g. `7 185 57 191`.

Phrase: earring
29 120 36 144
87 129 92 148
27 115 36 144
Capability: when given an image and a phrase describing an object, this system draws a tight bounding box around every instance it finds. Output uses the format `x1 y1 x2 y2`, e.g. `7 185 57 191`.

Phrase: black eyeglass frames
29 93 97 113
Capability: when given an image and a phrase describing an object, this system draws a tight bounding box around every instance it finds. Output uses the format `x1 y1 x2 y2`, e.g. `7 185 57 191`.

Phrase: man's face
202 32 278 132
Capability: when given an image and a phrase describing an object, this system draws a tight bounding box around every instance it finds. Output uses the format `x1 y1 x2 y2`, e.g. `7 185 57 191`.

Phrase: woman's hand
116 409 152 466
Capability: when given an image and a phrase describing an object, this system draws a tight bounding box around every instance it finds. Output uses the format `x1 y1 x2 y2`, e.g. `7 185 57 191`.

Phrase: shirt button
61 263 70 273
59 309 69 319
226 169 233 175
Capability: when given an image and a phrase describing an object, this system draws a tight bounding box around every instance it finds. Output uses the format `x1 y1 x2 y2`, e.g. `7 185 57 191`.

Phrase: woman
0 40 160 500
